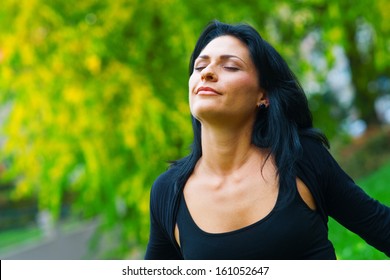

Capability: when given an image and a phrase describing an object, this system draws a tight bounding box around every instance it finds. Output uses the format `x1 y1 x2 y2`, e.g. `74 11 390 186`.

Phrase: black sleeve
145 171 182 260
301 137 390 257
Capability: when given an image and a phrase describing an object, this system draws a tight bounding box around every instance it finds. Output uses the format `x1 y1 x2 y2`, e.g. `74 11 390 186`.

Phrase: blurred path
0 220 99 260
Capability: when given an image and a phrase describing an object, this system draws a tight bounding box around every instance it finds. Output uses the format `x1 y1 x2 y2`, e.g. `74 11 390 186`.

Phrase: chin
191 107 229 123
191 101 217 112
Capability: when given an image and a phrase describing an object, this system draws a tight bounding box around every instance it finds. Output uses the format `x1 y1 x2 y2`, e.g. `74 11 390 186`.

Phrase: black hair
172 20 328 199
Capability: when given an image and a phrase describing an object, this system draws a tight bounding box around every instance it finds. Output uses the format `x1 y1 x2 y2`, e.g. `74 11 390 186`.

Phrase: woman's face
189 35 264 126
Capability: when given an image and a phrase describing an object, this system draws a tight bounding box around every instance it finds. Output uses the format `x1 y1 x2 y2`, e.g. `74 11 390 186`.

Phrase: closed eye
223 66 239 71
194 66 206 71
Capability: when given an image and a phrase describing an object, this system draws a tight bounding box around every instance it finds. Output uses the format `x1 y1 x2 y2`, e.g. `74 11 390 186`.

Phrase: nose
201 66 217 82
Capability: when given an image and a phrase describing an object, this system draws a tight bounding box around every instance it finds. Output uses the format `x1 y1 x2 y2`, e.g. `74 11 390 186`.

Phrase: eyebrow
196 54 247 65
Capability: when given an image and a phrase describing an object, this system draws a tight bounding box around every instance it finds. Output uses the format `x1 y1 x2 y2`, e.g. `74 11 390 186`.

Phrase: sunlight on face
189 35 263 126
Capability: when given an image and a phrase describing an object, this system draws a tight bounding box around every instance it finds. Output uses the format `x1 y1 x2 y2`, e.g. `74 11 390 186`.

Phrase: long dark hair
172 20 328 199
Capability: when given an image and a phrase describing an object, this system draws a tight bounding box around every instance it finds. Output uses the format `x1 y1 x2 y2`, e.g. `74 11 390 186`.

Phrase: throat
199 120 257 175
199 144 267 179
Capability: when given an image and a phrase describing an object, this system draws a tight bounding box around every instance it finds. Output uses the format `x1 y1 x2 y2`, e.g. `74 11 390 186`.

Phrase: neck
199 121 259 176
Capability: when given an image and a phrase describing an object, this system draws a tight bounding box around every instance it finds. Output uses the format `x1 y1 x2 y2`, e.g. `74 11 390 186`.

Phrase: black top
145 136 390 259
177 187 336 259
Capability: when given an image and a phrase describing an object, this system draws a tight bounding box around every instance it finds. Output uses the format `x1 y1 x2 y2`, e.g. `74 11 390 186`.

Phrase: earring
258 103 266 110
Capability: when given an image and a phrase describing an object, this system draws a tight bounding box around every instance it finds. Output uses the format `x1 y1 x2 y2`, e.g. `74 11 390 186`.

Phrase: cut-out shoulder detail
296 178 317 210
175 224 180 247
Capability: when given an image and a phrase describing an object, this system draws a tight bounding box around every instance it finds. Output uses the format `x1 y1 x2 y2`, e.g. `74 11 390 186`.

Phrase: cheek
188 74 199 110
188 74 197 93
188 76 195 110
230 78 261 109
233 76 260 97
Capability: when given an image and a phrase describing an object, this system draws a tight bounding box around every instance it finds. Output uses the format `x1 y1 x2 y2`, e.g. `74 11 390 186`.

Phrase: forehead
198 35 251 60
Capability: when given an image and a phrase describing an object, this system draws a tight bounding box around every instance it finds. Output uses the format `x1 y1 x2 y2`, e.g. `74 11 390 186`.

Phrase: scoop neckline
180 186 282 237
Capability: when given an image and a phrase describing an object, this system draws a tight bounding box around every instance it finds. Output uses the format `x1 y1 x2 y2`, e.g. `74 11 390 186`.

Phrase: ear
256 89 269 107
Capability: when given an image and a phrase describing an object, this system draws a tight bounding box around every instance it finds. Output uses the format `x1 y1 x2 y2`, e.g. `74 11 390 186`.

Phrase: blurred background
0 0 389 260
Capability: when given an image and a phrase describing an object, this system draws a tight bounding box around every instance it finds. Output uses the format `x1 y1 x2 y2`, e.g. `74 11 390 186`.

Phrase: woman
145 20 390 259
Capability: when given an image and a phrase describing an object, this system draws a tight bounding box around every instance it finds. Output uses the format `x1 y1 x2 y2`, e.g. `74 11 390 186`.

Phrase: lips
196 86 220 95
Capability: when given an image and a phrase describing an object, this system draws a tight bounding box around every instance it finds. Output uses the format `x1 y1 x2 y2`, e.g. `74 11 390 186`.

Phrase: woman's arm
300 137 390 257
144 170 182 260
144 206 180 259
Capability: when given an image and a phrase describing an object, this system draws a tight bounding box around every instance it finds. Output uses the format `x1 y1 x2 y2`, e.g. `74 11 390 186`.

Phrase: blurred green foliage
0 0 389 258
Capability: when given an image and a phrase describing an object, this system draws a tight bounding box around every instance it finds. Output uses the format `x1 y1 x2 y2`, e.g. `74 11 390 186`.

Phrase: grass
328 160 390 259
0 217 85 257
0 226 43 255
